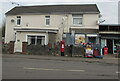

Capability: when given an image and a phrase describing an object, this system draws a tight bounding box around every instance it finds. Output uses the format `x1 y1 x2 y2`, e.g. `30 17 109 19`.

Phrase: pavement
2 53 119 65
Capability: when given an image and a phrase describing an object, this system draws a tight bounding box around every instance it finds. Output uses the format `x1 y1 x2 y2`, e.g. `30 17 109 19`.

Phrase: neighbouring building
99 24 120 54
5 4 100 53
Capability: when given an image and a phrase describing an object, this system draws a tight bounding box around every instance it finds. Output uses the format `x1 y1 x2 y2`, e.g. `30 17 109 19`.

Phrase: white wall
70 14 99 29
14 32 48 52
5 13 99 43
83 14 99 28
5 13 99 52
5 16 16 43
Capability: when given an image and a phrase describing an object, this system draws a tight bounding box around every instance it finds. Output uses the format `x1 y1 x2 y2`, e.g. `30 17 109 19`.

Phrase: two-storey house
5 4 100 52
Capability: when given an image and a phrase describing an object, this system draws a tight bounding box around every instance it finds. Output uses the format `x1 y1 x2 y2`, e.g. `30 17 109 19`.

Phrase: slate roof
6 4 100 15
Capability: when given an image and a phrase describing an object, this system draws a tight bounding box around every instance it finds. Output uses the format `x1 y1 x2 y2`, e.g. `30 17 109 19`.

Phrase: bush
26 44 60 56
2 43 9 54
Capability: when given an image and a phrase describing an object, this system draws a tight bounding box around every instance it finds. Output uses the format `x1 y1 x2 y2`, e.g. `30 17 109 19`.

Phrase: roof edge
6 4 100 15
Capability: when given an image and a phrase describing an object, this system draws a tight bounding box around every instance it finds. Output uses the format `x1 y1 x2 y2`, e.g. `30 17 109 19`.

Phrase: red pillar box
104 47 108 55
60 40 65 56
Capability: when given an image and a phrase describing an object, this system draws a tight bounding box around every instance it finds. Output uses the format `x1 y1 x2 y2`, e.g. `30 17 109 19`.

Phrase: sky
0 0 120 27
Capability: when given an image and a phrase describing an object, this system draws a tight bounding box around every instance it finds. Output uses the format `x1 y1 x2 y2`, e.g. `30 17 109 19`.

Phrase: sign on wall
75 34 85 44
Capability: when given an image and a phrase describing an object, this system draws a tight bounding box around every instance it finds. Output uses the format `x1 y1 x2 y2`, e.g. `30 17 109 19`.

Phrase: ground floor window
64 33 99 45
27 35 45 45
114 39 120 53
75 34 85 44
101 39 106 48
88 37 96 44
101 39 120 54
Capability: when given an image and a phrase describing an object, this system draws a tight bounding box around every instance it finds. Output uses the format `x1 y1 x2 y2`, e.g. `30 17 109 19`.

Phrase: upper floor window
72 14 83 25
45 16 50 25
16 16 21 26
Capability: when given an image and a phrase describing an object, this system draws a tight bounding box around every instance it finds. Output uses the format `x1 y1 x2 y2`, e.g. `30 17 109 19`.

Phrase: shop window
114 39 120 53
88 37 96 44
75 34 85 45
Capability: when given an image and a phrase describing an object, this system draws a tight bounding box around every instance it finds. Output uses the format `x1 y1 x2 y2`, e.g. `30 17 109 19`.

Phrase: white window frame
16 16 21 26
26 34 48 45
27 35 45 45
72 14 83 26
45 16 50 26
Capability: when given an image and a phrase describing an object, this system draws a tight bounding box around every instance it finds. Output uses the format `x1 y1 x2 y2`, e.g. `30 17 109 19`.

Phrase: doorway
114 39 120 54
107 39 113 54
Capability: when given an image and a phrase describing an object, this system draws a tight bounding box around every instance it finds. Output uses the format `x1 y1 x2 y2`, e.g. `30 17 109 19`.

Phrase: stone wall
26 44 60 56
2 42 85 57
2 41 15 54
26 43 85 57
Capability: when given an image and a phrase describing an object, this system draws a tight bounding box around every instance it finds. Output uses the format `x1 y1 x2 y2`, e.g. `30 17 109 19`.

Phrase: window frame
45 16 50 26
72 14 83 26
27 35 45 45
16 16 21 26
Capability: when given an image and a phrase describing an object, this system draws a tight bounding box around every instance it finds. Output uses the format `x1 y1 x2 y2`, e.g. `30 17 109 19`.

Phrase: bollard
69 45 73 57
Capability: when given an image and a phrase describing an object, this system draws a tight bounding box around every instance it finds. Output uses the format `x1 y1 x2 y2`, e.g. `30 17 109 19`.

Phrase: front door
107 39 113 54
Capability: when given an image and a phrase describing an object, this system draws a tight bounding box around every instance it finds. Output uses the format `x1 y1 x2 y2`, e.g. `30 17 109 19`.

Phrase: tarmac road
2 54 118 79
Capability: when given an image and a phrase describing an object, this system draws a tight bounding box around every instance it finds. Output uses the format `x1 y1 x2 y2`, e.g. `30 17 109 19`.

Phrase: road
2 54 118 79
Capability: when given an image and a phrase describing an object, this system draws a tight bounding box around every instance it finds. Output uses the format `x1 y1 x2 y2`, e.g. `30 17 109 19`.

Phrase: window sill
45 25 50 26
72 24 83 27
16 25 21 27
